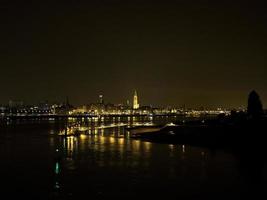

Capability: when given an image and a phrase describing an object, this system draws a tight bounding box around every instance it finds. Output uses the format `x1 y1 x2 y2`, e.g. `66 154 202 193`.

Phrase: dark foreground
0 118 267 199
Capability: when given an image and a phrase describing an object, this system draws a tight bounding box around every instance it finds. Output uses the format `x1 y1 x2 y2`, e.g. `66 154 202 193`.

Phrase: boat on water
126 124 162 130
58 127 81 137
127 125 163 134
59 132 81 137
128 123 178 135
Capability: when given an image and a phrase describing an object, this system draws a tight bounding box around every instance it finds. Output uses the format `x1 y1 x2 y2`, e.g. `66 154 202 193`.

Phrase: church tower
133 90 139 109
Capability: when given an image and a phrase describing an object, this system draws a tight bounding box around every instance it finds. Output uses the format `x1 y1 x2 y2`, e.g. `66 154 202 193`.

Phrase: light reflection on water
58 127 154 168
49 123 239 199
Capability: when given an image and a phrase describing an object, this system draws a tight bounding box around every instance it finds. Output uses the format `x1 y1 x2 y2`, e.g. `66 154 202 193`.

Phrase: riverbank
131 116 267 151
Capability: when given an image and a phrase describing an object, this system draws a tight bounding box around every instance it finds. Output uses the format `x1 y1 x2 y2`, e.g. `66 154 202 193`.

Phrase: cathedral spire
133 90 139 109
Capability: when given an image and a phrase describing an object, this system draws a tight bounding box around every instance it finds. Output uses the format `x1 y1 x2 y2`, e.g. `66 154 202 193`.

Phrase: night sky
1 1 267 108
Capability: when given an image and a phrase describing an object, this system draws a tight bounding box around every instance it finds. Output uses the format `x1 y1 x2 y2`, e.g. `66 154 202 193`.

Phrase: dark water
0 116 267 199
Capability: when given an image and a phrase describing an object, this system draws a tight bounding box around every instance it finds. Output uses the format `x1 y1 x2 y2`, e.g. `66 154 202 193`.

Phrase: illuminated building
133 90 140 109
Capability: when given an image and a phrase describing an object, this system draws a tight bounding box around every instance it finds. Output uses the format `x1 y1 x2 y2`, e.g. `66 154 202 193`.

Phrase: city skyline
1 88 265 110
1 1 267 108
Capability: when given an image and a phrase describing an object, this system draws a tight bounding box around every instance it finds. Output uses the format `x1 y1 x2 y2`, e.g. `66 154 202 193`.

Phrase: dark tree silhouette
247 90 263 119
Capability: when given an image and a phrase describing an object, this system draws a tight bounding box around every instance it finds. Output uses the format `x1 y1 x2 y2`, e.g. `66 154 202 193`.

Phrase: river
0 116 266 199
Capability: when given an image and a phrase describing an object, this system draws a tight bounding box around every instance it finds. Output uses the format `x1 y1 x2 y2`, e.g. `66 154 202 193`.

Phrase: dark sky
1 0 267 108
